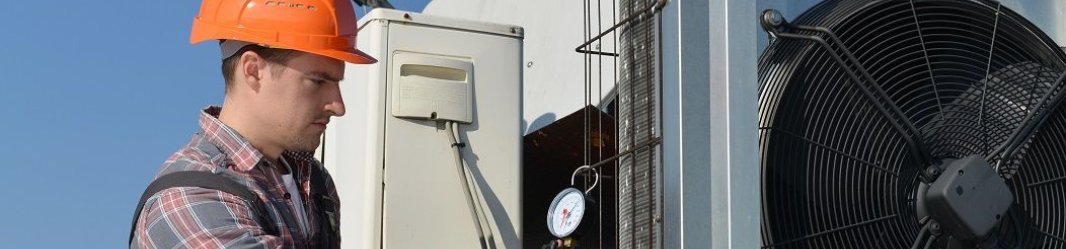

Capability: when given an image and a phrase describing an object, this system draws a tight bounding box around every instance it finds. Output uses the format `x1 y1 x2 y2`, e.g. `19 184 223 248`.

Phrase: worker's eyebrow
305 71 343 82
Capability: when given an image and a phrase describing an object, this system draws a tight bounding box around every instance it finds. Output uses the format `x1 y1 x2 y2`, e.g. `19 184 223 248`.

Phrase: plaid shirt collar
199 106 264 172
198 106 317 172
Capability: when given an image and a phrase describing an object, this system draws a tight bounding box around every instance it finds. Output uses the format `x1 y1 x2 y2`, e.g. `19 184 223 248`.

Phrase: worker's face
256 52 346 153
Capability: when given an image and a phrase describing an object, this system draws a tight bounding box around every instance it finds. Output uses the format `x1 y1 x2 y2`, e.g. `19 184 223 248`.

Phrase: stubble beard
286 129 324 152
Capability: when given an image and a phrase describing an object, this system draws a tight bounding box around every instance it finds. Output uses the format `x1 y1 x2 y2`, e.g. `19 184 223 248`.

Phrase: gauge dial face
547 188 587 238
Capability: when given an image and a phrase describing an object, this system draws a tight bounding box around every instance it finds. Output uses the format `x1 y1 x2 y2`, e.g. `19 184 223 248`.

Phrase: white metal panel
425 0 619 134
322 14 389 249
380 20 522 249
323 8 522 249
358 7 522 38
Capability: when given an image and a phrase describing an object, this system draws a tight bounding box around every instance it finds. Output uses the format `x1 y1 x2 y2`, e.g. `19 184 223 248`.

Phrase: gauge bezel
547 187 592 238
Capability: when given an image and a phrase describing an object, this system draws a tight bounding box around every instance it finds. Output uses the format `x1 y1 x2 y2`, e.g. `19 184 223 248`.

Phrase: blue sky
0 1 428 248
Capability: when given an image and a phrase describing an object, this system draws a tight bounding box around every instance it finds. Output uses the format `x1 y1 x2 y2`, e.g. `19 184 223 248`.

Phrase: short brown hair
221 44 301 92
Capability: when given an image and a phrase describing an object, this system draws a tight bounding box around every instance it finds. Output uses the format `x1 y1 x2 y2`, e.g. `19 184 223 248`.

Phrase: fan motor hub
917 155 1014 242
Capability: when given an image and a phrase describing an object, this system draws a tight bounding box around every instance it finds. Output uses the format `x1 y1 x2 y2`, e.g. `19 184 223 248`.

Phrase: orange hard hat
190 0 377 64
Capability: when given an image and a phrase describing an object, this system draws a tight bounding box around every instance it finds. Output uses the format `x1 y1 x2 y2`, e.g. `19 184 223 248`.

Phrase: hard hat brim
306 47 378 65
190 19 377 64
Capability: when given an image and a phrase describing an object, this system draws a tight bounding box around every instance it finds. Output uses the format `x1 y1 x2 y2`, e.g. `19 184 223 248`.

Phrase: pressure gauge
546 187 596 238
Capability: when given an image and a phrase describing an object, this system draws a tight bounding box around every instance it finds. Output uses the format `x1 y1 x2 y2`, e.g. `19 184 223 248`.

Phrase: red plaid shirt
132 106 340 249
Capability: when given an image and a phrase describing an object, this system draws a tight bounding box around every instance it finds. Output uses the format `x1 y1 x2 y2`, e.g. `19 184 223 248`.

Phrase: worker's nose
326 90 346 117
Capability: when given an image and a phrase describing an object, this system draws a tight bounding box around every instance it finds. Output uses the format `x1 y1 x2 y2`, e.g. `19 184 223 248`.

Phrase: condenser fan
758 0 1066 248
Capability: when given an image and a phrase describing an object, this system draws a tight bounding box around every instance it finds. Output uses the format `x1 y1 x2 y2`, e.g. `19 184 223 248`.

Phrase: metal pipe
587 137 663 170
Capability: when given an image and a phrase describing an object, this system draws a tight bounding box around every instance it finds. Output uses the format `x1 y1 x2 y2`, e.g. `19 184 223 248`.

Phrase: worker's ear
238 51 265 93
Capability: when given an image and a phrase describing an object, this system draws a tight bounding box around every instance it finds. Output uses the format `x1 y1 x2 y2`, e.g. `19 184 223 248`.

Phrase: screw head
762 9 784 27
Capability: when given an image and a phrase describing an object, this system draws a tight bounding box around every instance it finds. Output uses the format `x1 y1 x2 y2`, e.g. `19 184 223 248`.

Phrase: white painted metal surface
424 0 619 134
320 9 523 248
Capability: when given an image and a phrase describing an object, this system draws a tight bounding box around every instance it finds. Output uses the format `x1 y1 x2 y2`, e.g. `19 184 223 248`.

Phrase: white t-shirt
280 160 310 237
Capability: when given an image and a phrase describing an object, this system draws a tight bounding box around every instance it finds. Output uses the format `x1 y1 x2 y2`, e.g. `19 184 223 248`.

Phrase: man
130 0 375 248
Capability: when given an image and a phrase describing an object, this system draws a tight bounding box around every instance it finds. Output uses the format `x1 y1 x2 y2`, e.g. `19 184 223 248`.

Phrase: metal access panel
321 9 523 249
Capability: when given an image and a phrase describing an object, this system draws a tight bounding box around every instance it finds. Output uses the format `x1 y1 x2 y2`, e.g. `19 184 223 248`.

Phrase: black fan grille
759 0 1066 248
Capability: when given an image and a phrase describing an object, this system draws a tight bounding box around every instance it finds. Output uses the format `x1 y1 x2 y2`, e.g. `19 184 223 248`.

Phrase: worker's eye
308 78 328 85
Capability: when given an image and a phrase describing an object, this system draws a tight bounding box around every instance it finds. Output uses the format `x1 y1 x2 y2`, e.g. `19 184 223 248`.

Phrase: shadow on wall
524 113 557 135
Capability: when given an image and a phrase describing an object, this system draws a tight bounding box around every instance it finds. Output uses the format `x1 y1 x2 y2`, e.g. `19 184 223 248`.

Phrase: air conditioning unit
758 0 1066 248
318 9 524 249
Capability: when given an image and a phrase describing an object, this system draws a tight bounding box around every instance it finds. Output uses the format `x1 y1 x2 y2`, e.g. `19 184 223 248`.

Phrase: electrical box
319 9 523 249
390 52 474 123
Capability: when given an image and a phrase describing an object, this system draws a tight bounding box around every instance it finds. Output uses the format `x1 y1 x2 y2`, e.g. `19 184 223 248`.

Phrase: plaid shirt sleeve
133 187 283 249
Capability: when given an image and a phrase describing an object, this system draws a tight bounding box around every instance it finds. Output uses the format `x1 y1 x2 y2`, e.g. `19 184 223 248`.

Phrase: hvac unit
319 9 523 249
758 0 1066 248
